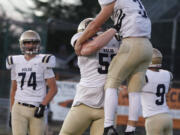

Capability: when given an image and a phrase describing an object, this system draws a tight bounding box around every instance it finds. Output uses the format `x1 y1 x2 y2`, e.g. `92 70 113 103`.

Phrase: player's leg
162 114 173 135
125 38 152 135
12 102 28 135
145 113 172 135
124 92 141 135
89 108 104 135
59 104 92 135
29 107 45 135
105 38 152 90
104 42 133 130
104 38 152 134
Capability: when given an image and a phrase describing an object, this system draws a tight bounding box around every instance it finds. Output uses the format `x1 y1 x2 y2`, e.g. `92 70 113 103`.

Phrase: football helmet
77 18 94 32
19 30 41 54
149 48 162 68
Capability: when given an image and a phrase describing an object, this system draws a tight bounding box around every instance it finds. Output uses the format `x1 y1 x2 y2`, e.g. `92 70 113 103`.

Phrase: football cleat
104 126 118 135
124 131 136 135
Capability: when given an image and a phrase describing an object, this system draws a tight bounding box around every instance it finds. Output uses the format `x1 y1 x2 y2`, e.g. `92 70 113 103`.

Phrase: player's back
141 69 171 118
112 0 151 38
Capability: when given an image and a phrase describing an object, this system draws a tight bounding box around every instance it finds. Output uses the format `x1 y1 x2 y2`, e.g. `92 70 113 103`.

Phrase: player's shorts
59 104 104 135
105 37 153 92
145 113 173 135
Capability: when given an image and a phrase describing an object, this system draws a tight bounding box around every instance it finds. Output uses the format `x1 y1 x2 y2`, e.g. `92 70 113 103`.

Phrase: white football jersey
71 32 120 108
71 32 120 87
6 54 56 106
98 0 151 38
141 69 172 118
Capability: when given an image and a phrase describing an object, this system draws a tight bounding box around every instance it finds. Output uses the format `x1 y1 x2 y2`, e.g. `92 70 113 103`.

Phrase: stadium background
0 0 180 134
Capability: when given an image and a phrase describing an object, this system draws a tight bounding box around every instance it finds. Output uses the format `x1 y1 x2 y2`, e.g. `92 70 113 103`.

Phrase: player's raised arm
74 2 115 55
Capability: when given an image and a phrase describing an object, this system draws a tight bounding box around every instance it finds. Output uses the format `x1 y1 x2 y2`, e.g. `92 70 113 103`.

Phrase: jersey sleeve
98 0 115 6
42 55 56 68
6 56 14 69
70 32 83 47
44 68 55 79
42 55 56 79
11 68 16 80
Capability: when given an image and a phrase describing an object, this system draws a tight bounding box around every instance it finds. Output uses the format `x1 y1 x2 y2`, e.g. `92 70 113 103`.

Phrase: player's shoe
103 126 118 135
124 131 136 135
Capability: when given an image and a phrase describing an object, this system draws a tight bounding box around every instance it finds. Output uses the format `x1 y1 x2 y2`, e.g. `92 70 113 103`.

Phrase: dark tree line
32 0 100 23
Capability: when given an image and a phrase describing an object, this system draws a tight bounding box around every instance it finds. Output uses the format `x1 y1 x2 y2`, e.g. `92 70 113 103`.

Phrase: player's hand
113 10 125 32
9 113 12 128
34 104 45 118
104 126 119 135
74 43 82 56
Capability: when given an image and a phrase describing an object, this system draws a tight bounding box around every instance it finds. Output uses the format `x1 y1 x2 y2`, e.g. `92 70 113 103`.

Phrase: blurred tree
32 0 100 22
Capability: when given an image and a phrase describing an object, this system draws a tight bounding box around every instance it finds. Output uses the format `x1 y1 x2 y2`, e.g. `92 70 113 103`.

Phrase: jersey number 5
18 72 37 90
98 53 115 74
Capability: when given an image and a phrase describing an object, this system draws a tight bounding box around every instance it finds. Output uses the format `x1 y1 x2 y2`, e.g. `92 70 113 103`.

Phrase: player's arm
75 2 115 55
6 56 16 112
80 28 117 56
34 55 57 118
41 55 57 105
168 71 173 91
10 80 17 111
34 76 57 118
41 77 57 106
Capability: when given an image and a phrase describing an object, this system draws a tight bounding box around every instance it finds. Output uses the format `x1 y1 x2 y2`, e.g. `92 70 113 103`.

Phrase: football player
59 18 120 135
74 0 153 134
141 48 173 135
125 48 173 135
6 30 57 135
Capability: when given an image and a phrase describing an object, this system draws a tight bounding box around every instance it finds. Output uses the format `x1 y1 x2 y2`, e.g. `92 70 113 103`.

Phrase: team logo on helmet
149 48 162 68
19 30 41 54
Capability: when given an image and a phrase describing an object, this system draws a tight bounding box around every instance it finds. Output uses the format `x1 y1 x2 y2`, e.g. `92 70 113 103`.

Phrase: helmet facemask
19 30 41 54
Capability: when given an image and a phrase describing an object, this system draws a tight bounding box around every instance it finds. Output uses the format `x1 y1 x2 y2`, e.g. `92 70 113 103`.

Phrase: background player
125 48 173 135
59 18 120 135
74 0 153 134
6 30 57 135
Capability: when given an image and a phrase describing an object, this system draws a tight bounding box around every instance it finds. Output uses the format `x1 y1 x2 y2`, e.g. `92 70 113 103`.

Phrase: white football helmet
77 18 94 32
149 48 162 68
19 30 41 54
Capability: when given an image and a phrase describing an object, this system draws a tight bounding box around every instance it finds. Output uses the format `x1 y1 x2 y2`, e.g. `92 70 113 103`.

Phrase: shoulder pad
42 54 56 68
42 54 53 63
6 55 14 69
161 69 173 81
